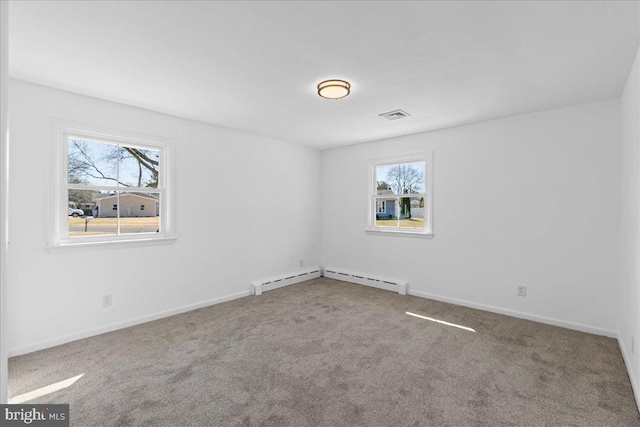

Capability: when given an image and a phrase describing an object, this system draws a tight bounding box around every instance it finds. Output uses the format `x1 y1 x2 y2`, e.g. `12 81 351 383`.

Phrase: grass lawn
375 217 424 228
68 216 159 236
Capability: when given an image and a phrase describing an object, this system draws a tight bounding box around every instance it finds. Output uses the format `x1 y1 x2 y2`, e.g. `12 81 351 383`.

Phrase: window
51 121 174 247
367 152 433 237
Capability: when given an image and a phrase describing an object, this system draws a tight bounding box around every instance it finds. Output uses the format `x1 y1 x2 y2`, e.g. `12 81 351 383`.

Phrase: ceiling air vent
379 109 410 120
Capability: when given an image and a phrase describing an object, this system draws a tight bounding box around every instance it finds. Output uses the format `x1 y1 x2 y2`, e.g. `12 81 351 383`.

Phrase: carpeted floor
8 278 640 426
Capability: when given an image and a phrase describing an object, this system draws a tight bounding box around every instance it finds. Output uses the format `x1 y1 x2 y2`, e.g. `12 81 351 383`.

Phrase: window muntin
369 153 433 236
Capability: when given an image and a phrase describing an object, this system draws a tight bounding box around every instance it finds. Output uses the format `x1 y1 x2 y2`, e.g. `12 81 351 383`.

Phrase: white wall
620 42 640 408
322 99 621 335
7 79 322 355
1 0 10 404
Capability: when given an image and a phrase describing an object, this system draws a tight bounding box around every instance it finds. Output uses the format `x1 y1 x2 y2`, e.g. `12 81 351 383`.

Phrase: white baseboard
323 267 407 295
407 289 617 338
8 290 251 358
618 336 640 413
253 267 321 295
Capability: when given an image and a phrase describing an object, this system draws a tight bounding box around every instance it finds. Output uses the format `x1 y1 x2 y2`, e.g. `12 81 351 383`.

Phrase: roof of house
93 192 159 202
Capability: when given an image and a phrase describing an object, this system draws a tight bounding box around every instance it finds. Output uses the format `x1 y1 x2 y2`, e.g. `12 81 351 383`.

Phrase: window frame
366 151 434 238
49 120 176 249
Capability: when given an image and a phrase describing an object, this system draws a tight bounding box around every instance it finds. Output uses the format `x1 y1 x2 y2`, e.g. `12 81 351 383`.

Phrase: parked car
68 207 84 217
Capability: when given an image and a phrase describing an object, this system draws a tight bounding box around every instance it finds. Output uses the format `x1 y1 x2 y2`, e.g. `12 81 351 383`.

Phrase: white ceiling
8 1 640 150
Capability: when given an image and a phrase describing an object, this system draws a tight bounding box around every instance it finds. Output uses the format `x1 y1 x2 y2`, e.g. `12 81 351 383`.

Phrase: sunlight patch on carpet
406 311 476 332
9 374 85 404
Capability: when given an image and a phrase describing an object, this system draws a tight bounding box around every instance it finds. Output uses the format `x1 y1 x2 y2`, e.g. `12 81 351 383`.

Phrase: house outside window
50 120 175 248
367 151 433 237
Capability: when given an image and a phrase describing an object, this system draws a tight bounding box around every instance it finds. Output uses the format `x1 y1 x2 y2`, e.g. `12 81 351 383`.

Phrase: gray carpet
8 278 640 426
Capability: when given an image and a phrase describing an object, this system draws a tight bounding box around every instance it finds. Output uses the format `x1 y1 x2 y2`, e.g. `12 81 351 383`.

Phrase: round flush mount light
317 79 351 99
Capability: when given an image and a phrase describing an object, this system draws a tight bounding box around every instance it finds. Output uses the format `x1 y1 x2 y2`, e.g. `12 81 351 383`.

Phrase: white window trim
48 119 177 250
365 151 434 238
377 200 386 213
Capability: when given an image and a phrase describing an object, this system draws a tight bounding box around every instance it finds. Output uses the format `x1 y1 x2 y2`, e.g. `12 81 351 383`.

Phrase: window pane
68 189 94 216
68 190 116 237
118 192 160 234
118 146 160 188
68 138 118 186
375 197 399 227
399 197 424 229
376 161 425 195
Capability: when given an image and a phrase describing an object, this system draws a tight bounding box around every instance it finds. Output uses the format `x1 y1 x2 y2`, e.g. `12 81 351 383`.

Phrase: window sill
46 235 178 253
364 228 434 239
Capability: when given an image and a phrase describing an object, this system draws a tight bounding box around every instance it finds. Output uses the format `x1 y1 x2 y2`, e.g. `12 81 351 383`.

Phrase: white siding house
93 193 158 218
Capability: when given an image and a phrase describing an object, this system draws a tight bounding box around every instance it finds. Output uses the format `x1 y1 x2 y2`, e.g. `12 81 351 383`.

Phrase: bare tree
123 147 159 187
386 164 424 194
69 140 159 188
386 165 424 219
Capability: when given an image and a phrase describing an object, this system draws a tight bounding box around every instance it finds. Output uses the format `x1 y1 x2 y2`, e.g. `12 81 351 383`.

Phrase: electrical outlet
102 294 112 308
299 260 304 267
517 285 527 297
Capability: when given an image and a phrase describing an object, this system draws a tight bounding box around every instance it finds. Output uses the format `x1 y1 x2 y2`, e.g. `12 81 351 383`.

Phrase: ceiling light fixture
317 79 351 99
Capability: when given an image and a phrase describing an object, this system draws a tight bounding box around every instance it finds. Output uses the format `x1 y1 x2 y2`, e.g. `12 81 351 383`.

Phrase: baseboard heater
323 267 407 295
252 267 322 295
